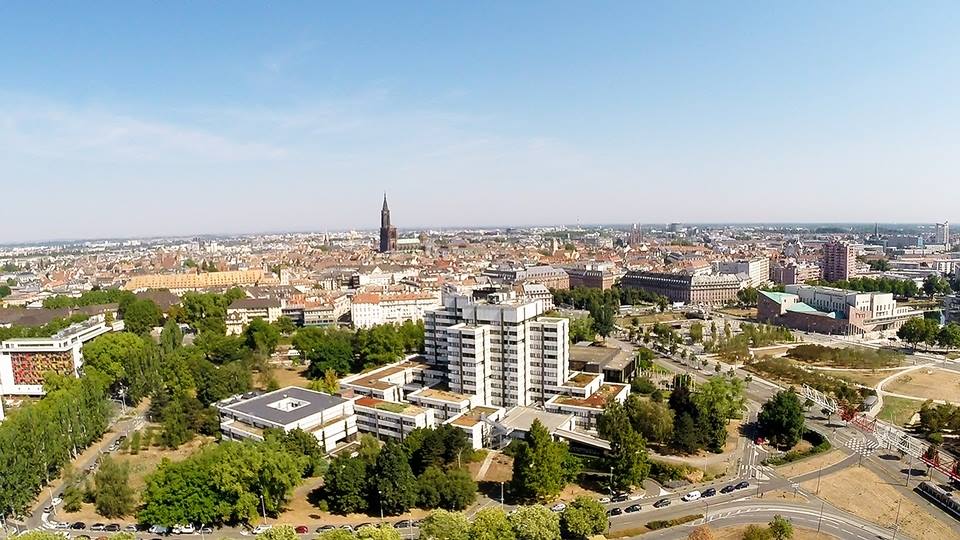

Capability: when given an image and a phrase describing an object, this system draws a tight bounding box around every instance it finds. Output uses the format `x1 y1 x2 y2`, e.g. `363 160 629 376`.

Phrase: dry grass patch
886 369 960 403
800 466 960 540
817 369 896 388
775 450 847 479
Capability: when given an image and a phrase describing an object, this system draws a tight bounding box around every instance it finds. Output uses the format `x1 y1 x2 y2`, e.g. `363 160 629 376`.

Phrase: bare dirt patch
815 369 896 388
800 466 960 540
268 366 314 389
775 450 847 480
886 369 960 403
470 452 513 483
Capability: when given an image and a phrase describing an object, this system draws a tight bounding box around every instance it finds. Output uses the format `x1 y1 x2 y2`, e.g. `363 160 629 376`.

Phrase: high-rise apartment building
717 257 770 288
936 222 950 246
820 240 856 282
379 194 397 253
423 290 569 408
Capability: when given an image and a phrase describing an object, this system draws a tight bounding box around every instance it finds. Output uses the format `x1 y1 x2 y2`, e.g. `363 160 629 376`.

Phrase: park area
885 368 960 403
877 396 923 427
800 466 960 540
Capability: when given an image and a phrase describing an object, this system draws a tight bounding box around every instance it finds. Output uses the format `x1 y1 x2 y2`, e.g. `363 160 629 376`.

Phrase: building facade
564 268 615 290
350 291 441 329
621 271 744 304
757 285 922 336
717 257 770 288
936 222 951 246
821 240 856 282
770 261 821 286
0 317 111 395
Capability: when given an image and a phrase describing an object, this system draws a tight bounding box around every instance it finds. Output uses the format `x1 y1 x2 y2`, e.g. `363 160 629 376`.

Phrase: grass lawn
877 396 923 426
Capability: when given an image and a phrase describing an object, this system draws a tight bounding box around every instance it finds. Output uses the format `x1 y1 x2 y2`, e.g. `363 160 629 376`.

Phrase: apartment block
821 240 856 282
350 291 441 329
621 271 744 304
716 257 770 288
424 290 570 409
123 269 277 292
226 297 282 335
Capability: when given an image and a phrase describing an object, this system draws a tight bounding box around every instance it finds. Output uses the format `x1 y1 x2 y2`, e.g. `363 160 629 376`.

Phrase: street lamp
378 489 384 521
259 493 267 524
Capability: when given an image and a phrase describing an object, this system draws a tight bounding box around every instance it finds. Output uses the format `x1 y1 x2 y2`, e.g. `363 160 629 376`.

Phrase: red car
294 526 309 535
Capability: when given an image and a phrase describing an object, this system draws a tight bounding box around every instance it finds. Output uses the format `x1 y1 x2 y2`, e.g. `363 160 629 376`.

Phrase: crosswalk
843 437 879 456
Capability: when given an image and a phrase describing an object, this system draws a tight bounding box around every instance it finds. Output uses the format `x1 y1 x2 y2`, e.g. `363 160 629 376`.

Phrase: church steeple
379 193 397 253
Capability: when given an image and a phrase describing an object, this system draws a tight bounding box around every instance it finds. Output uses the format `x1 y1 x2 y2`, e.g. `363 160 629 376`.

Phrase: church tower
379 193 397 253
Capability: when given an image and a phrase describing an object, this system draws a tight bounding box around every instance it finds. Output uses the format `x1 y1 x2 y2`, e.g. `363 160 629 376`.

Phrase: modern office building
0 317 111 396
757 284 923 336
620 271 744 304
379 194 398 253
716 257 770 288
820 240 856 282
423 290 570 408
936 222 951 246
353 396 435 441
216 387 357 453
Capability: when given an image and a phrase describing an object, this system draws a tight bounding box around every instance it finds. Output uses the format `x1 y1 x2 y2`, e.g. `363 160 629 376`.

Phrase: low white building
545 376 629 431
339 358 443 402
226 298 283 335
353 395 436 441
216 386 357 454
407 386 477 422
0 317 111 396
350 291 441 329
446 406 505 449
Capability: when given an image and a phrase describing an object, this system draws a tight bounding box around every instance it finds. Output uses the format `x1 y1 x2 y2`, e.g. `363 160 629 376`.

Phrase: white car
54 522 71 530
628 494 642 501
149 525 170 535
252 525 273 535
550 503 566 513
51 497 63 507
682 490 701 502
598 496 611 504
180 525 196 534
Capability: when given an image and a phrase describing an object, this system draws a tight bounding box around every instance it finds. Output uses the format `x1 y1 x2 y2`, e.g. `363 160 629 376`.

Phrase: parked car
653 499 671 508
550 503 567 513
43 505 54 514
681 490 701 502
735 481 750 490
611 494 629 503
179 524 196 534
625 504 642 513
148 525 170 535
294 526 309 534
720 484 736 494
316 526 336 533
90 524 106 531
607 507 623 517
628 494 642 501
251 525 272 535
105 524 121 532
702 488 716 498
51 497 63 506
598 496 611 504
198 526 213 534
393 521 411 529
54 522 71 530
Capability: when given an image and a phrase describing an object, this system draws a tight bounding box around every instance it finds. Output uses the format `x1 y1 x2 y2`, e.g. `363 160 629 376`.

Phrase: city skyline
3 2 960 242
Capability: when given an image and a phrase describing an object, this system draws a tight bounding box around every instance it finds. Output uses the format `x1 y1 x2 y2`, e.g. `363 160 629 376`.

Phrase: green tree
160 318 183 355
898 317 939 349
419 509 471 540
568 316 596 343
265 428 328 478
82 332 159 401
356 524 402 540
322 455 369 514
470 508 515 540
245 318 281 355
0 284 11 298
560 497 607 540
296 327 355 377
937 323 960 349
741 525 771 540
123 298 163 335
767 515 794 540
318 531 355 540
374 442 418 515
258 525 300 540
689 322 704 343
758 390 806 449
275 316 297 335
508 505 561 540
737 287 759 306
511 420 574 502
694 376 746 451
625 394 674 444
94 456 135 517
608 427 650 491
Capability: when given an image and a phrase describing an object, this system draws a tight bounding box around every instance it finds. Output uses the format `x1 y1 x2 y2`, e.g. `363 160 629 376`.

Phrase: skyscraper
379 194 397 253
936 222 950 246
821 240 856 282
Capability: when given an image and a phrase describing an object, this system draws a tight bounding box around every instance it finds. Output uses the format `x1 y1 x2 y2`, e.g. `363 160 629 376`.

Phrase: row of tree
898 318 960 349
294 320 425 378
321 426 477 516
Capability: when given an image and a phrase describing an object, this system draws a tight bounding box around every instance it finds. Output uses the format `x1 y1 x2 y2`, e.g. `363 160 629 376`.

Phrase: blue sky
1 2 958 241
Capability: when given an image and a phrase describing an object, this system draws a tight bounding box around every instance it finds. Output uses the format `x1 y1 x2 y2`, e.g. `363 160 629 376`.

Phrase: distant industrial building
757 284 923 337
620 271 744 305
820 240 856 282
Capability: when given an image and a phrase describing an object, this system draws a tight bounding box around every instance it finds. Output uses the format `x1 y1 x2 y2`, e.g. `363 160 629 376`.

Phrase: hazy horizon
3 2 959 243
